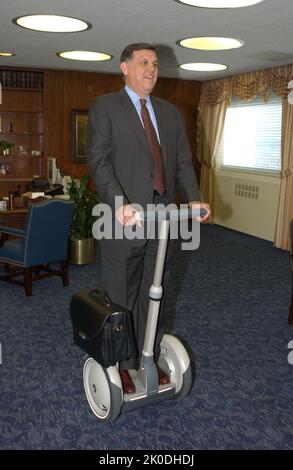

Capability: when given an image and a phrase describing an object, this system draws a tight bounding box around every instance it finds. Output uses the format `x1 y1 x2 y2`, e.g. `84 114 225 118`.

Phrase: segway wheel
159 334 192 400
83 358 123 422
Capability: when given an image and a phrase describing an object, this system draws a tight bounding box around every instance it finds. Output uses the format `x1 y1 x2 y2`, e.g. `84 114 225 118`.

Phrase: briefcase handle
90 288 112 308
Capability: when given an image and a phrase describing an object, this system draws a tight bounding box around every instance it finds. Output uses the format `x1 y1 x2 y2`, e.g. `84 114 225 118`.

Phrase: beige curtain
274 97 293 250
196 64 293 247
196 78 232 220
196 96 228 219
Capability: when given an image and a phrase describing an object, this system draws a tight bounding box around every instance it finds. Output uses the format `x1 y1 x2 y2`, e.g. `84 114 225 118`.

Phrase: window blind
218 94 282 173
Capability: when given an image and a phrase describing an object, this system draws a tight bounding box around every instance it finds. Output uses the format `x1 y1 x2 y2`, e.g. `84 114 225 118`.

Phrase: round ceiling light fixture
13 14 91 32
0 51 15 57
179 62 228 71
175 0 266 8
57 50 113 61
178 36 244 50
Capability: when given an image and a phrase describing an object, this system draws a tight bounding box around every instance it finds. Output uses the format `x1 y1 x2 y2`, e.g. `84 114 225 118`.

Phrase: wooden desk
0 208 28 250
0 208 28 227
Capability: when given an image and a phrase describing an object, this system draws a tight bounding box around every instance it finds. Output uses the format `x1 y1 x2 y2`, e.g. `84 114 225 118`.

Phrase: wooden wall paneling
153 77 201 179
44 70 66 172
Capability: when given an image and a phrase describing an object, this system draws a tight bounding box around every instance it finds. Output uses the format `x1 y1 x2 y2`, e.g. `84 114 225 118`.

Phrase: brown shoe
120 369 136 394
157 365 170 385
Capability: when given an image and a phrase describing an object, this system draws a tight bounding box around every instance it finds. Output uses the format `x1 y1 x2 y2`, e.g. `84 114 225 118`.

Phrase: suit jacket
87 88 200 211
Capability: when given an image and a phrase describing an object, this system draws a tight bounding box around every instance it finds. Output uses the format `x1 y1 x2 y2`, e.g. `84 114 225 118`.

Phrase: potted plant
0 140 14 155
68 174 99 265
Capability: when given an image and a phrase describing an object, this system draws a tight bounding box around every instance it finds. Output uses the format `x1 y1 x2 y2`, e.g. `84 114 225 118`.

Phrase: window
217 94 282 174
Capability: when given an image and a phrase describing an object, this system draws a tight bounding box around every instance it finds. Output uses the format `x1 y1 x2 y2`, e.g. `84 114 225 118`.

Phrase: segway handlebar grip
136 207 207 222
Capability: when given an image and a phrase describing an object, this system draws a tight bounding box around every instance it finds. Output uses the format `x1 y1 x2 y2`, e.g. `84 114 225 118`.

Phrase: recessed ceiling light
57 51 113 61
0 51 15 57
180 62 228 71
178 37 244 51
13 15 91 32
175 0 266 8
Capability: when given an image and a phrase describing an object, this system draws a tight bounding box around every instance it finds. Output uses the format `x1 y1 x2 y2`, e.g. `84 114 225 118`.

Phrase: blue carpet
0 225 292 450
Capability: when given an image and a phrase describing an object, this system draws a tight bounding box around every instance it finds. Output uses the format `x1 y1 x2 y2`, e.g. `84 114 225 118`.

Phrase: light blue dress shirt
124 85 161 143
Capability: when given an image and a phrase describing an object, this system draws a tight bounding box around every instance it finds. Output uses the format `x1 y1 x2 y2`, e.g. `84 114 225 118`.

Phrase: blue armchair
289 220 293 324
0 199 75 296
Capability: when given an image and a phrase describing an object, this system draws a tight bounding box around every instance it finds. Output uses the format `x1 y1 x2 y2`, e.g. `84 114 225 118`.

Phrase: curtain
274 97 293 250
196 79 231 220
196 64 293 248
199 65 293 105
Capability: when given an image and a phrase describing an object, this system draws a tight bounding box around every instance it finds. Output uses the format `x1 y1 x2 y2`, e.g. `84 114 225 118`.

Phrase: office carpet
0 225 292 450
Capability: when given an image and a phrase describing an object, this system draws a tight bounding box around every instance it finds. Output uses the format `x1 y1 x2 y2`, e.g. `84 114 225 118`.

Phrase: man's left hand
188 201 211 222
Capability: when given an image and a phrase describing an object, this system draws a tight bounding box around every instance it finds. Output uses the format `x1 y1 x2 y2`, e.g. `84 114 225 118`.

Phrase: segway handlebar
136 207 207 222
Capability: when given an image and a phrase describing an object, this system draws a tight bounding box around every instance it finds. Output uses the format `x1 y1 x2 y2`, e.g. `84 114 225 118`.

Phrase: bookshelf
0 69 44 197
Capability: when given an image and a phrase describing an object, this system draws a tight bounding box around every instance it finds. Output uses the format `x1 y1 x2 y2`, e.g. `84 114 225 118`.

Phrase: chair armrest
0 226 26 237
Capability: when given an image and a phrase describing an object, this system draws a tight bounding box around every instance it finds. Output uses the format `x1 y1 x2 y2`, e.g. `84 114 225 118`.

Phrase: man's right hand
115 204 142 226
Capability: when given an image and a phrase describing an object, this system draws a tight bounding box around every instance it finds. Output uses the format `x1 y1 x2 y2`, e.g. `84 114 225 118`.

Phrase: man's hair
120 43 156 63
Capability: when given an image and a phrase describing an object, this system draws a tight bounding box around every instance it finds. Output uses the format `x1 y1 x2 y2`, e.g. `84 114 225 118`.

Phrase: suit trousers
101 192 172 369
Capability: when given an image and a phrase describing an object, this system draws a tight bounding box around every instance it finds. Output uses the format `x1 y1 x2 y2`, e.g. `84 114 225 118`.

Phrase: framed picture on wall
72 109 88 162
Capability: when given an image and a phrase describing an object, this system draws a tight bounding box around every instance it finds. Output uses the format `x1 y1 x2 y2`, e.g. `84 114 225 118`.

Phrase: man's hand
115 204 142 227
188 201 211 222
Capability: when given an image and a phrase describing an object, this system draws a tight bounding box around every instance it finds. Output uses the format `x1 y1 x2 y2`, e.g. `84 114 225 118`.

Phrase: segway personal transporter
80 207 205 422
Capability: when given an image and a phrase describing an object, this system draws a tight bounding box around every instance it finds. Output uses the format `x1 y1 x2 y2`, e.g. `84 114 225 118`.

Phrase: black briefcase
70 288 137 367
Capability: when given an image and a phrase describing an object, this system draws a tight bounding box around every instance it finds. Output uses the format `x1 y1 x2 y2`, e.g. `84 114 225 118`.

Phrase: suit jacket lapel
118 89 150 153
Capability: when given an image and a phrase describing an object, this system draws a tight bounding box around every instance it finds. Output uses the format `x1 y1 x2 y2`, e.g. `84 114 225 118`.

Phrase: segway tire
159 334 193 400
83 358 122 422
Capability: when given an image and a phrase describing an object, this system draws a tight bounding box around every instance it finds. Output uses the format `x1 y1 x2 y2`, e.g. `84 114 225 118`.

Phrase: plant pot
68 237 96 265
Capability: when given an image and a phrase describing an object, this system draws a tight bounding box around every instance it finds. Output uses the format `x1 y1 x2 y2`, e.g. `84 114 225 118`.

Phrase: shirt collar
125 84 150 106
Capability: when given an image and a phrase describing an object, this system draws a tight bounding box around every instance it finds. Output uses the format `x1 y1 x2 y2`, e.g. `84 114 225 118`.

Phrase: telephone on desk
44 184 64 196
26 178 64 196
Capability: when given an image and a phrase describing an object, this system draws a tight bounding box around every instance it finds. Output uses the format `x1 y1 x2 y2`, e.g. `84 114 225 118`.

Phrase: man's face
120 49 158 98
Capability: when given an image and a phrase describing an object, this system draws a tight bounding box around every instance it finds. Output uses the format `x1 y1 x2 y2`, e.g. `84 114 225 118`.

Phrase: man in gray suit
87 43 210 393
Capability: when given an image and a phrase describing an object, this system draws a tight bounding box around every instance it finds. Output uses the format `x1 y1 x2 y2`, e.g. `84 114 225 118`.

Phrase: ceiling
1 0 293 81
